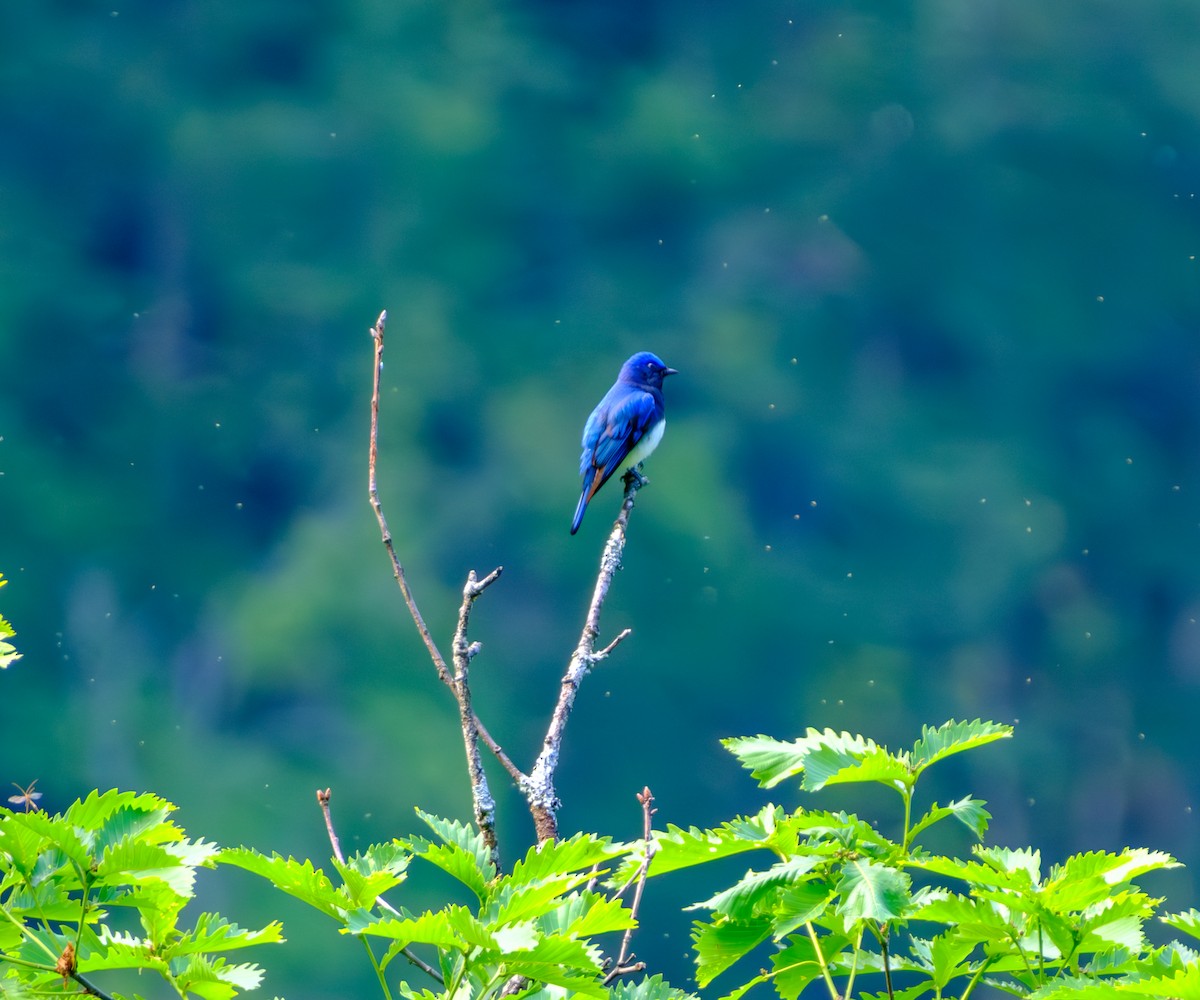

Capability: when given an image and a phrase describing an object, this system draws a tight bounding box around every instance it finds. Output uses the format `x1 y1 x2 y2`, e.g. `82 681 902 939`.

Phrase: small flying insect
8 780 42 812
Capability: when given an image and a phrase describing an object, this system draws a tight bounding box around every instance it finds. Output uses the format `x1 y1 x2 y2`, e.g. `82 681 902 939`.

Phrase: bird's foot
623 465 649 488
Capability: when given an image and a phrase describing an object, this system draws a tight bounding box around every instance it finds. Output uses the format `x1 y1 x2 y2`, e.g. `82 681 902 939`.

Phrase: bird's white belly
623 418 666 471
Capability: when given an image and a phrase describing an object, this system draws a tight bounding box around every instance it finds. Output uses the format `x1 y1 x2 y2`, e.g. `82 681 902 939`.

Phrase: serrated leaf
908 892 1011 941
772 933 850 1000
66 790 175 843
1056 974 1176 998
1051 849 1178 890
925 930 980 989
688 855 823 920
614 809 781 883
974 845 1042 883
348 910 464 952
714 971 772 1000
412 810 495 881
410 841 490 904
909 720 1012 775
96 840 198 896
218 849 350 921
508 834 624 885
491 874 593 926
725 731 912 793
692 917 772 987
170 912 285 956
722 735 812 788
443 904 499 949
801 741 912 794
772 882 836 939
3 810 92 873
909 797 991 844
0 638 20 669
859 985 931 1000
79 932 168 974
332 856 407 910
551 893 635 938
837 859 910 924
607 973 701 1000
1162 909 1200 941
171 954 265 1000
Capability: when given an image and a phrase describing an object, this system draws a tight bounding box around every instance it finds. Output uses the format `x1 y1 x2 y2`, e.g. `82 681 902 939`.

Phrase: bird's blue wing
580 387 657 488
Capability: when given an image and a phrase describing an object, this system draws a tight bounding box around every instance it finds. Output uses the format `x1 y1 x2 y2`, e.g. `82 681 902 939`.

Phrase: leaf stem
360 936 395 1000
805 921 840 1000
843 924 865 1000
958 956 994 1000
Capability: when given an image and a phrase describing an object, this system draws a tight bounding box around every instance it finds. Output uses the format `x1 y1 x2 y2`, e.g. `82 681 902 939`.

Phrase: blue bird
571 351 678 534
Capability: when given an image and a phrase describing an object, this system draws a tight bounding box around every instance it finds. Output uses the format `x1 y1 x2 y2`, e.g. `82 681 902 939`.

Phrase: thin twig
603 787 658 984
367 312 453 687
522 469 646 842
315 788 443 984
316 788 345 864
366 313 525 797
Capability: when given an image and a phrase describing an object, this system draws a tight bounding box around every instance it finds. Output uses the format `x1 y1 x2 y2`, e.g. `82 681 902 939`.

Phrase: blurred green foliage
2 0 1200 996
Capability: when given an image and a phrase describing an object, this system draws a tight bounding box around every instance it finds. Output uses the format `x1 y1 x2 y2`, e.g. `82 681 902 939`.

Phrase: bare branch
452 568 504 868
316 787 444 984
604 786 658 985
367 311 454 688
366 312 526 849
595 627 632 660
316 788 345 864
523 469 645 842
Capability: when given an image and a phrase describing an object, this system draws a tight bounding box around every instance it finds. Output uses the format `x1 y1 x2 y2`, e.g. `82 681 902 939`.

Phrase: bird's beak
664 367 679 377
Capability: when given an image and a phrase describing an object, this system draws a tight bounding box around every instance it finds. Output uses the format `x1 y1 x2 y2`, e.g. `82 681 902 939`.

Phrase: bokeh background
4 1 1200 996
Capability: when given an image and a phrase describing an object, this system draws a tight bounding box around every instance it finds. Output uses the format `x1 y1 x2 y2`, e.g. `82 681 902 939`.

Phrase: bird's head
620 351 678 388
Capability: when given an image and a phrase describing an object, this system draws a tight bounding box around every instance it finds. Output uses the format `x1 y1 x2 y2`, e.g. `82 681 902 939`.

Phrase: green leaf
502 933 603 981
349 910 464 952
331 854 409 910
66 790 176 844
722 735 813 788
607 973 701 1000
908 892 1012 942
412 809 495 881
170 912 285 956
974 845 1042 884
909 797 991 843
171 953 265 1000
688 855 824 920
919 931 980 990
772 882 836 939
96 840 199 896
1050 849 1178 890
692 917 772 987
81 930 168 974
771 933 850 1000
1117 965 1200 998
836 859 910 924
218 848 350 921
409 840 491 904
909 720 1012 776
4 810 92 872
801 739 912 794
1074 893 1155 954
538 891 635 938
724 731 911 793
508 834 624 885
1162 909 1200 941
491 874 594 926
616 809 783 883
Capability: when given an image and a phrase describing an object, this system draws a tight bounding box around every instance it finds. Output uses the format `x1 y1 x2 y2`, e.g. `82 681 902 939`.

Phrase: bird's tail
570 492 589 534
